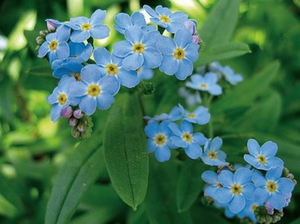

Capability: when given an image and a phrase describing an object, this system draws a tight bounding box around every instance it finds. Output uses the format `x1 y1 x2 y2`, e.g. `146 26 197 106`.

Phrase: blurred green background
0 0 300 223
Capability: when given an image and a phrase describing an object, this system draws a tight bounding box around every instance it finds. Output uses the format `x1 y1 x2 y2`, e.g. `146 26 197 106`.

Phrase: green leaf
23 30 39 53
176 160 206 212
200 0 241 47
196 43 251 66
103 92 148 210
211 61 280 113
45 140 103 224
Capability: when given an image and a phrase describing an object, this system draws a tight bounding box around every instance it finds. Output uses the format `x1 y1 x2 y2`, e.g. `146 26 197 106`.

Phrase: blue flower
114 11 155 34
208 62 243 85
186 72 222 95
244 139 284 171
144 105 182 122
46 75 79 122
37 25 70 64
113 26 162 70
93 47 139 88
144 120 174 162
68 9 109 42
178 104 210 125
157 28 199 80
252 166 295 210
201 137 229 166
68 65 119 115
143 5 188 33
201 170 224 198
215 167 256 214
168 120 207 159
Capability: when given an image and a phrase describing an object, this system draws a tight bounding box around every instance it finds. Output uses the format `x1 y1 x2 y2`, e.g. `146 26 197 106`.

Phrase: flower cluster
201 139 296 223
36 5 201 139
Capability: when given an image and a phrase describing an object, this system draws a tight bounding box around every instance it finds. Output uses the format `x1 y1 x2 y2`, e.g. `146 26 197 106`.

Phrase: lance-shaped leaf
104 92 148 210
45 140 103 224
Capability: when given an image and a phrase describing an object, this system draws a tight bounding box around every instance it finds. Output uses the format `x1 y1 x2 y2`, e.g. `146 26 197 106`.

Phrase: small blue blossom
46 75 79 122
169 120 207 159
178 104 210 125
201 137 229 166
93 47 139 88
114 11 155 34
143 5 188 33
37 25 70 64
68 65 119 115
186 72 222 95
215 167 256 214
144 120 174 162
244 139 284 171
208 62 243 85
113 26 162 70
144 105 182 122
68 9 109 42
201 170 224 198
157 28 199 80
252 166 295 210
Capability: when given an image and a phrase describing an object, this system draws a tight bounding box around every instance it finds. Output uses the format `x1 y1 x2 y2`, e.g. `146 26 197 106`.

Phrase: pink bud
184 19 198 35
46 19 59 31
68 117 78 127
73 109 83 119
61 106 73 118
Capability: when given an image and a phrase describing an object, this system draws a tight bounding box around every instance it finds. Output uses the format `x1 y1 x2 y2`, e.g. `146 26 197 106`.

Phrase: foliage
0 0 299 223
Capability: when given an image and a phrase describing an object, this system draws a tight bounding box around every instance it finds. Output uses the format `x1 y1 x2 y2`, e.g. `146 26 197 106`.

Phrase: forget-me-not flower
144 105 182 122
37 25 70 64
68 65 119 115
94 47 140 88
252 166 295 211
201 137 229 166
215 167 256 214
143 5 188 33
114 11 155 34
157 28 199 80
144 120 174 162
201 170 224 198
68 9 110 42
244 139 284 171
186 72 222 95
178 104 210 125
113 26 162 71
168 120 206 159
46 75 79 122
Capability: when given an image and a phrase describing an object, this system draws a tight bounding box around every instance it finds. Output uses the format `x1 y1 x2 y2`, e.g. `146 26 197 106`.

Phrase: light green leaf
196 43 251 66
103 92 148 210
176 160 206 212
200 0 241 47
45 140 103 224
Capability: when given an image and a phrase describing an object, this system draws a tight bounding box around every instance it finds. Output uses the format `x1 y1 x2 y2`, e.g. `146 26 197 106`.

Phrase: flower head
157 28 199 80
143 5 188 33
252 166 295 210
68 9 109 42
186 72 222 95
46 75 79 122
201 137 229 166
168 120 207 159
93 47 140 88
68 65 119 115
113 26 162 71
178 104 210 125
244 139 284 171
144 120 174 162
144 105 182 122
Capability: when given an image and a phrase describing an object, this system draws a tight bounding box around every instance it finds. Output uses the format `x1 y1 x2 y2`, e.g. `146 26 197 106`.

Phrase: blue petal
251 169 266 187
113 40 132 58
210 136 222 151
170 11 188 22
71 30 90 42
143 48 162 68
243 154 259 168
218 170 234 187
122 53 144 70
147 138 157 153
201 170 218 185
184 42 199 62
266 166 282 180
90 9 106 24
174 28 192 47
99 76 120 95
94 47 111 66
47 87 59 104
159 56 178 75
277 178 295 194
156 36 175 54
185 143 202 159
261 141 278 157
234 167 252 184
114 13 131 29
90 25 109 39
215 187 233 204
57 42 70 60
124 26 144 43
50 103 62 122
144 121 160 138
142 31 160 46
69 81 87 97
37 42 49 58
131 11 146 26
81 64 103 83
155 146 171 162
266 157 284 170
117 69 139 88
97 92 115 110
268 192 286 210
175 59 193 80
170 136 187 148
229 195 245 214
143 5 158 18
247 139 261 156
79 96 97 115
180 120 193 133
242 183 256 200
254 188 269 204
193 133 207 145
168 122 182 136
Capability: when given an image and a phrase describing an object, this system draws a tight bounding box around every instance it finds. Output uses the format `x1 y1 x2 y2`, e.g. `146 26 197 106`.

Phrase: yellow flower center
257 154 267 164
155 133 166 146
216 182 223 188
182 133 192 143
57 93 67 105
173 47 185 60
266 181 277 193
49 40 58 51
200 83 208 89
87 84 101 97
73 73 81 81
159 15 170 23
132 43 145 53
105 63 119 75
208 151 217 160
230 183 243 195
81 23 92 31
187 113 196 118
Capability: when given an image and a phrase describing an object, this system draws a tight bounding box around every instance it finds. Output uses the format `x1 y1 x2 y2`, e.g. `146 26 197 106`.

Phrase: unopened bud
73 109 83 119
46 19 59 31
61 106 73 118
68 117 78 127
